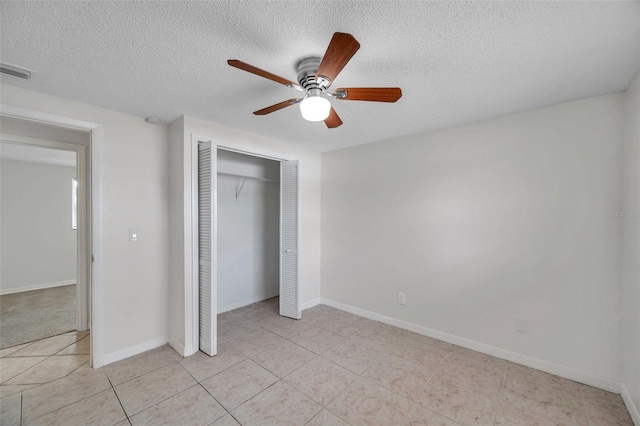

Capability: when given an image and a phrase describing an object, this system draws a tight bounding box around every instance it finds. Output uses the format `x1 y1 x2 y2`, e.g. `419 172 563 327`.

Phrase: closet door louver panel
280 160 300 319
198 141 217 356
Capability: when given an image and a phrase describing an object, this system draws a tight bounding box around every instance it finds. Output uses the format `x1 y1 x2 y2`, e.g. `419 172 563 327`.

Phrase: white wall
1 84 170 364
168 115 321 355
0 158 77 294
217 150 279 312
622 69 640 414
322 93 624 382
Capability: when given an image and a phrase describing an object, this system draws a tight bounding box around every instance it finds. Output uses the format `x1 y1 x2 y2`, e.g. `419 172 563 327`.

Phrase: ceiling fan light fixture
299 94 331 122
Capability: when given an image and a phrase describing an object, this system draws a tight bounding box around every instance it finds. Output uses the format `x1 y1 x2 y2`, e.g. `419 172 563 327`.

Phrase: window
72 178 78 230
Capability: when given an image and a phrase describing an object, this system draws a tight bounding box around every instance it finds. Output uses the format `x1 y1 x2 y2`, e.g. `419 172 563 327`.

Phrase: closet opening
194 139 300 356
217 149 280 313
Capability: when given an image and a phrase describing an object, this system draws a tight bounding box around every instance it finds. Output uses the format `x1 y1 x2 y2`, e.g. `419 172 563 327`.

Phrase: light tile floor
0 298 633 425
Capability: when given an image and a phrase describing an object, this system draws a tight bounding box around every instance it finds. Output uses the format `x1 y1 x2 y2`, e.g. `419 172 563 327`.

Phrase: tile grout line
310 309 464 425
491 361 510 426
175 361 232 423
579 382 593 426
107 375 131 424
0 354 52 385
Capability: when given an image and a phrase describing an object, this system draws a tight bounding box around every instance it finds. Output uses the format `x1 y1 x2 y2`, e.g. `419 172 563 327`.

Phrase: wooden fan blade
324 107 343 128
253 98 301 115
228 60 300 88
316 32 360 86
335 87 402 102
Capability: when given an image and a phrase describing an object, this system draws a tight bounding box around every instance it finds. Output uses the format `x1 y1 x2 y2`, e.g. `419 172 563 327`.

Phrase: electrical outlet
515 317 528 333
397 292 406 305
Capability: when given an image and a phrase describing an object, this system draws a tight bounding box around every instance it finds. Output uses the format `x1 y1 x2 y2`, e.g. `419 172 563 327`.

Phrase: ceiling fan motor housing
296 56 323 93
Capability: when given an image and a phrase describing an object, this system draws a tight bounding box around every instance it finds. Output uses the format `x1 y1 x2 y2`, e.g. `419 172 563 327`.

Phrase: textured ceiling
1 1 639 152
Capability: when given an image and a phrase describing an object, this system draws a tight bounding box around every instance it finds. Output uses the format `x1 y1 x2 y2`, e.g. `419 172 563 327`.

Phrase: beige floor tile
227 303 267 318
314 317 362 337
26 389 126 426
0 357 46 384
22 369 111 422
55 336 90 355
495 394 588 426
179 345 246 382
0 384 38 399
114 363 196 416
231 381 321 426
224 328 286 357
251 340 315 378
257 296 279 307
322 340 386 375
200 359 277 410
306 409 349 426
419 373 501 426
353 321 405 341
435 348 506 392
289 327 345 354
284 356 357 406
0 343 31 359
0 393 22 426
4 355 88 385
390 339 448 371
70 361 91 375
400 330 454 351
218 318 259 342
259 315 315 339
9 335 80 357
403 404 461 425
218 309 245 324
241 308 278 324
129 385 226 426
104 346 180 386
210 414 241 426
580 385 632 425
504 363 583 403
327 377 412 426
581 384 627 407
362 356 433 403
113 420 131 426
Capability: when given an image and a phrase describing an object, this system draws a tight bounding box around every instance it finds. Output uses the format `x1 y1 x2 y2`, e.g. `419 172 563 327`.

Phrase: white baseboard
169 340 186 357
0 280 76 295
621 384 640 426
183 344 196 357
218 291 279 314
102 336 168 366
321 298 622 394
301 297 321 311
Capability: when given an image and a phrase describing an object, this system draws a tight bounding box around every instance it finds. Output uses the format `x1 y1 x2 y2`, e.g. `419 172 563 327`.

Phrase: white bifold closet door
198 141 217 356
280 160 300 319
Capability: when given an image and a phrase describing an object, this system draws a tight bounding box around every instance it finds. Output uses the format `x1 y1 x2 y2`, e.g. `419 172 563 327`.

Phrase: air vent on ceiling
0 62 33 80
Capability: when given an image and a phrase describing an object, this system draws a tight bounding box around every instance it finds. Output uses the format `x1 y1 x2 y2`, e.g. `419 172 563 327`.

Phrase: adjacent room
0 142 78 348
0 1 638 425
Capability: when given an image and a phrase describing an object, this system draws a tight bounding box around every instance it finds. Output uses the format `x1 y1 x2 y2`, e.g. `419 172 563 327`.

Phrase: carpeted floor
0 284 76 349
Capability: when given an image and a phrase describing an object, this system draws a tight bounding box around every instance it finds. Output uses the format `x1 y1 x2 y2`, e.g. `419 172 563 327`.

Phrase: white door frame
190 134 296 354
0 105 104 368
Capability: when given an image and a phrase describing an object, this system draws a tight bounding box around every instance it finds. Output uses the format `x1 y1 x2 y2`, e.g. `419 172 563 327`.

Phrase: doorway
193 139 300 356
0 115 92 363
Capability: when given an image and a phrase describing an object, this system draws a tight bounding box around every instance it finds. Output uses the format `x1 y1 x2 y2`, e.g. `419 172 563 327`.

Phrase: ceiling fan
227 32 402 129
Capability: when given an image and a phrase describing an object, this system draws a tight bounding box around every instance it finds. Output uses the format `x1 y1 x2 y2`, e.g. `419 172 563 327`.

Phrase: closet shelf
217 172 279 184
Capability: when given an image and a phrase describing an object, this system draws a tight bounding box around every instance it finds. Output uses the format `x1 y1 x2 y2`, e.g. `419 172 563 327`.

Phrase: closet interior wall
216 149 280 313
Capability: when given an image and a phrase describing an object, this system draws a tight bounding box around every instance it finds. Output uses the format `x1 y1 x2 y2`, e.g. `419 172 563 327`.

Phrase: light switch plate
129 228 139 242
515 317 528 333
